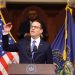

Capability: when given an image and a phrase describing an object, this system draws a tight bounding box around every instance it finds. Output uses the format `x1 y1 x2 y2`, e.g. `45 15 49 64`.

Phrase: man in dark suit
2 20 53 64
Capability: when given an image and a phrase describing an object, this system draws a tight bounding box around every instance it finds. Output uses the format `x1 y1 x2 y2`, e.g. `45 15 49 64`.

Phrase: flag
0 11 19 75
51 6 75 75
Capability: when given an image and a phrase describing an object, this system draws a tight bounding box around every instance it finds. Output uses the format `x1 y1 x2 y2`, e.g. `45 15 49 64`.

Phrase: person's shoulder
20 19 30 25
41 40 50 46
24 19 30 23
18 36 30 43
41 40 52 50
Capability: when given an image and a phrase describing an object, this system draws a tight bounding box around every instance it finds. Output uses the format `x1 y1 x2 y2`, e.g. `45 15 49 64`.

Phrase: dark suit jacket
2 35 53 64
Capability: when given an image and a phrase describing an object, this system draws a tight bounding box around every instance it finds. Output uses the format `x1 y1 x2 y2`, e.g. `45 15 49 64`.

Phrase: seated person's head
28 10 38 21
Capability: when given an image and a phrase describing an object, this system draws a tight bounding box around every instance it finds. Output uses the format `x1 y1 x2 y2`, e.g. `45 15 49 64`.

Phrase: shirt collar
31 37 40 42
31 37 40 48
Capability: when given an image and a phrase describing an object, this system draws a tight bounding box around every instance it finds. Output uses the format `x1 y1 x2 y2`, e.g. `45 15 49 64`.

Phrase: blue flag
51 7 75 75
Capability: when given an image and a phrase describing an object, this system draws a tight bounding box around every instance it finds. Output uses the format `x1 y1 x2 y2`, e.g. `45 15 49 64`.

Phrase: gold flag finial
67 0 70 6
67 0 75 7
0 0 6 8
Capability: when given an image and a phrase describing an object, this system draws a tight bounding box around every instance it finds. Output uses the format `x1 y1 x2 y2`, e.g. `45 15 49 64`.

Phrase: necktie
31 40 36 59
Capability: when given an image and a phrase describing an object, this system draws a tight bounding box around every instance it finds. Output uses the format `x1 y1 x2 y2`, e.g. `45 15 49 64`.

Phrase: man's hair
33 19 45 29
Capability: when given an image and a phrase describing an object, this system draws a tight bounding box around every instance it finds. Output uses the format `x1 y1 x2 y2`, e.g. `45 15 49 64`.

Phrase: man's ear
41 29 43 34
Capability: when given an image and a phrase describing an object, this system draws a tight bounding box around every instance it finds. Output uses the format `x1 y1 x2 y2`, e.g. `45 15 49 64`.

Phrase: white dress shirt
30 37 40 52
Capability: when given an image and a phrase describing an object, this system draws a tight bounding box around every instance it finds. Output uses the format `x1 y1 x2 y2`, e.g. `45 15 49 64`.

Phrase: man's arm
2 34 18 52
2 22 18 52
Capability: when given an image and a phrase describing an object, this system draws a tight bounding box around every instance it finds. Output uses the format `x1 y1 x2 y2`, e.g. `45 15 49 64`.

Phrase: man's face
28 10 37 21
30 21 43 39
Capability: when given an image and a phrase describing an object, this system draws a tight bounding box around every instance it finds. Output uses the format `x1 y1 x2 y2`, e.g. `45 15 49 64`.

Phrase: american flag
0 11 19 75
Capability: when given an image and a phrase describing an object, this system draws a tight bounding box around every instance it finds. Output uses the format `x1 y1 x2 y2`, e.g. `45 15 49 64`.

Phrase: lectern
8 64 56 75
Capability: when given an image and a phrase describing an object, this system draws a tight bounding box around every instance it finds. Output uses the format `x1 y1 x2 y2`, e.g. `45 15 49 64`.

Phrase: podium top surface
8 64 56 75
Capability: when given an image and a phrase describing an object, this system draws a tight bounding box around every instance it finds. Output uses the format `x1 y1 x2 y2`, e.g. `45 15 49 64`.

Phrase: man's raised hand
4 22 12 33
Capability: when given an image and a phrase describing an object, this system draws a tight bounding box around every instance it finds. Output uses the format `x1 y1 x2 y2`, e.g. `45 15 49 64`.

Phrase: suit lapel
26 38 32 57
37 40 44 52
33 40 44 60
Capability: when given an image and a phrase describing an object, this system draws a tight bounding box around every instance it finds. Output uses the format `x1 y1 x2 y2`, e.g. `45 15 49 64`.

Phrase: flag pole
63 6 67 61
63 0 72 61
0 0 16 42
63 0 69 61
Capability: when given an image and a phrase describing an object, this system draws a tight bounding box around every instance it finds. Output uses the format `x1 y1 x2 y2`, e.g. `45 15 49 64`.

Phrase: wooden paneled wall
2 3 75 43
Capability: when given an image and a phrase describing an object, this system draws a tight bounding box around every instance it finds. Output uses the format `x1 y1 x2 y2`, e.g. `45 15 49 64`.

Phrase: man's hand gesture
4 22 12 33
